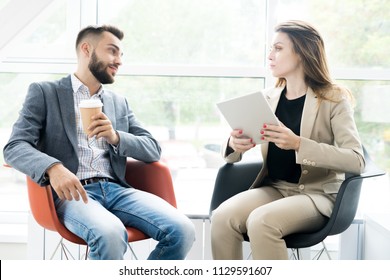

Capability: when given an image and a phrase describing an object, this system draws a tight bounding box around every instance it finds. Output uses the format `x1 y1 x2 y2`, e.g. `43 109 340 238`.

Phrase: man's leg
55 183 128 260
105 182 195 260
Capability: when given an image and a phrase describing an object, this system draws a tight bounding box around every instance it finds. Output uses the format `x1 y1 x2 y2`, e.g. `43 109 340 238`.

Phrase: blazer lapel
265 87 284 113
102 92 116 129
300 88 318 139
57 76 78 149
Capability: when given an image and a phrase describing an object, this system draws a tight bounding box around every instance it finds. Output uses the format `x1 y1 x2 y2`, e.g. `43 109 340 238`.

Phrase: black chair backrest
283 174 364 248
209 160 262 216
285 146 385 248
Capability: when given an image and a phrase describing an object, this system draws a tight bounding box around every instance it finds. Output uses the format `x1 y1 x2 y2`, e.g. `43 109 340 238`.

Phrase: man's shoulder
31 76 72 92
103 88 127 102
33 75 71 89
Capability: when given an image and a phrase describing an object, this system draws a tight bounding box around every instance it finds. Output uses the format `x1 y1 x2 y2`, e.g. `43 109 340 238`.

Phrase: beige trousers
210 180 329 260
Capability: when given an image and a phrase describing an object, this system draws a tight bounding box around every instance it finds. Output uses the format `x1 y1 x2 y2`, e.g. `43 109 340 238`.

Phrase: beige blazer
222 86 366 217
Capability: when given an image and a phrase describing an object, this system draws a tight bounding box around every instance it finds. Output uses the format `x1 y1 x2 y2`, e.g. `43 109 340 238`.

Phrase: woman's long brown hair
274 20 353 104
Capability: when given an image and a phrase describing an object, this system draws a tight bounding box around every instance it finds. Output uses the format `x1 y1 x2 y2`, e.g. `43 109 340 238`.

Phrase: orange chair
26 159 176 259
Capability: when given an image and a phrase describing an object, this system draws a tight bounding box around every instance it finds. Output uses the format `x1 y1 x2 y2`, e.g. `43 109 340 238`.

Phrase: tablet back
217 91 279 144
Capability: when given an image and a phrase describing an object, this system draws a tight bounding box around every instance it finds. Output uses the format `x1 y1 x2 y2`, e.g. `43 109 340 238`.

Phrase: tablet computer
216 91 280 144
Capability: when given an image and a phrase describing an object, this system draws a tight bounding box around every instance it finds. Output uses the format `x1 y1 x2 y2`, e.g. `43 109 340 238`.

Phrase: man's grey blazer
3 75 161 187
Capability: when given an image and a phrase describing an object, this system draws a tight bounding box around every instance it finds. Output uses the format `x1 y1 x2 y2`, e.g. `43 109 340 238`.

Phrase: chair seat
126 228 149 241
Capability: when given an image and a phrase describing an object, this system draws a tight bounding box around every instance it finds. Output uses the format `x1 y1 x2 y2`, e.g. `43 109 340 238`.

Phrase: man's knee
174 215 196 245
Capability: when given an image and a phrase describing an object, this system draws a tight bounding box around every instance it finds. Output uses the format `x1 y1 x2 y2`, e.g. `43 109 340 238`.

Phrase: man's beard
89 51 115 84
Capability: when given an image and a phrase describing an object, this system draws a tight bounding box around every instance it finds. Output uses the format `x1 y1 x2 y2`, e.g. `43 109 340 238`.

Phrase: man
3 25 195 260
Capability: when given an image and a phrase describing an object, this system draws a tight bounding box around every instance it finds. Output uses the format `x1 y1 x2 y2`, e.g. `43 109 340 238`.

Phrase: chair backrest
124 160 177 208
26 176 86 244
209 160 262 216
283 175 364 247
284 146 385 248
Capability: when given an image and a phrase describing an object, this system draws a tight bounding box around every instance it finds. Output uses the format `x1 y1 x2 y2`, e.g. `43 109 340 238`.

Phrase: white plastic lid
79 99 103 108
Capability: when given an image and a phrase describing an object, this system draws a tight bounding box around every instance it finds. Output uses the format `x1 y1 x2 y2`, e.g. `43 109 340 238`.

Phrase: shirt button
299 184 305 190
302 170 309 175
303 159 308 164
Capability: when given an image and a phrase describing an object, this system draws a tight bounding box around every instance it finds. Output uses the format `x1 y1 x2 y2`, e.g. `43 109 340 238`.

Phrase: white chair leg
127 243 138 260
311 241 332 260
289 248 299 260
49 238 73 260
49 238 63 260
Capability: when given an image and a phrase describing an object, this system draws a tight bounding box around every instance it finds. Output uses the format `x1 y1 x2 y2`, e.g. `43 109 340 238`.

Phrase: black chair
209 146 386 259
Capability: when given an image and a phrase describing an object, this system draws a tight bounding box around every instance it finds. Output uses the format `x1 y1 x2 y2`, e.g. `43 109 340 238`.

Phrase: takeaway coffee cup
79 99 103 134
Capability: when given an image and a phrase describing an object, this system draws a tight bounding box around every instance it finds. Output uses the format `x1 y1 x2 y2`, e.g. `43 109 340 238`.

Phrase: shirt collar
71 74 104 98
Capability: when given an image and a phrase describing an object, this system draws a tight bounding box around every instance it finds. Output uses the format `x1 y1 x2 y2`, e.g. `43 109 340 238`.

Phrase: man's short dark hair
76 25 124 49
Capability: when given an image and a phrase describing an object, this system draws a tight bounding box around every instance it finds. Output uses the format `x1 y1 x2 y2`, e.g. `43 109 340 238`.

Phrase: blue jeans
54 181 195 260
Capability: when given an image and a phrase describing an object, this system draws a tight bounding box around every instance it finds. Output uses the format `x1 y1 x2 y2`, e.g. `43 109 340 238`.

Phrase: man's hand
88 112 119 145
46 164 88 203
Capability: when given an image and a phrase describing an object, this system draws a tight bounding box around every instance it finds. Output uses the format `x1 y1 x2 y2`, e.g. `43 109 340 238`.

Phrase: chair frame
209 146 386 260
26 159 176 260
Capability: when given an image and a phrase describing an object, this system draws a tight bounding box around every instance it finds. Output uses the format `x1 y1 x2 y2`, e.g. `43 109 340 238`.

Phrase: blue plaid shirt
71 74 115 180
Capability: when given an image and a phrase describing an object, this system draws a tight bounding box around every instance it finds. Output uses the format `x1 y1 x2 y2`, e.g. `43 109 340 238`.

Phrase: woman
210 20 365 260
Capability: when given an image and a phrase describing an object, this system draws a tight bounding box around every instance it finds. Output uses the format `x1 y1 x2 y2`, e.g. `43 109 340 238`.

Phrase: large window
276 0 390 69
98 0 267 67
1 0 389 235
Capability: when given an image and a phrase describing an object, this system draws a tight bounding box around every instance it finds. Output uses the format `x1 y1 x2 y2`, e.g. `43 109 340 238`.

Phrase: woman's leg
247 194 327 259
210 187 283 259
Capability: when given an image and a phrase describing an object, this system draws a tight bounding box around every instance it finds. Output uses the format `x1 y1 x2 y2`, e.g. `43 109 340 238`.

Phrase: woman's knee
246 209 281 239
211 199 241 225
210 205 232 236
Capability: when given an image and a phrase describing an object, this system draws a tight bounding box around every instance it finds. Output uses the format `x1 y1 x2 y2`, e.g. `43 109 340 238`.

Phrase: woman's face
268 32 302 79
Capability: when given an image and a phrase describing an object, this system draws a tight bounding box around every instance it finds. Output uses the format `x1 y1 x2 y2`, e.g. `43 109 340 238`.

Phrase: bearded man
3 25 195 260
